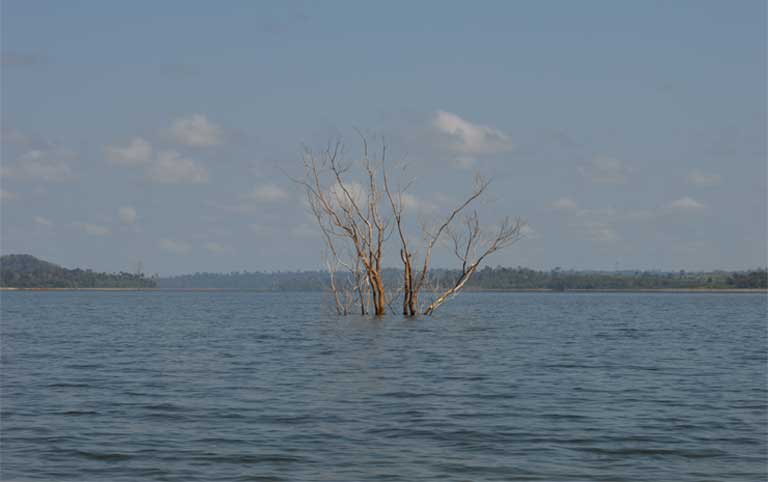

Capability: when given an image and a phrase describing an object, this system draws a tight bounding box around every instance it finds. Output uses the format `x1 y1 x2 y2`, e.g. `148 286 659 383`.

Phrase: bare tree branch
297 133 524 317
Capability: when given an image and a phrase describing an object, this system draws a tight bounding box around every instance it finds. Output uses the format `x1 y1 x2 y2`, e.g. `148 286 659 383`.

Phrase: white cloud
583 223 619 243
34 216 52 227
204 241 234 255
400 192 421 211
432 192 459 207
146 150 208 184
565 207 620 243
13 149 74 182
575 207 617 218
104 141 207 185
666 196 705 211
118 206 138 225
551 197 578 211
587 226 620 243
329 181 366 208
687 170 721 187
105 138 153 166
76 222 110 236
401 192 437 214
433 111 513 154
171 114 222 147
159 238 191 255
520 224 540 239
244 183 289 202
580 157 628 184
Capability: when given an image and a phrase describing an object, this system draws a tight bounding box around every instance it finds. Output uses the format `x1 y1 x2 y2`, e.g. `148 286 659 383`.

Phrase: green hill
0 254 156 289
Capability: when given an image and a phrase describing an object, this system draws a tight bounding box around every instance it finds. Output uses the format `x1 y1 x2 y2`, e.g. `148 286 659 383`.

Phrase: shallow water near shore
1 291 766 481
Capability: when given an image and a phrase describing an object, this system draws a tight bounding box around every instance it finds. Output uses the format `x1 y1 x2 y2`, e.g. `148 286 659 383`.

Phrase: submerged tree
300 139 388 315
298 135 524 316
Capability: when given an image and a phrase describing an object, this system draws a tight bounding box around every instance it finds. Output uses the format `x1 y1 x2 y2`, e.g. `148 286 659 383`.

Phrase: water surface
2 292 766 481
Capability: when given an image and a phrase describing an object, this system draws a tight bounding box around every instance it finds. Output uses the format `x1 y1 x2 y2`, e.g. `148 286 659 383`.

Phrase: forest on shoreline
156 266 768 291
2 254 765 290
0 255 156 289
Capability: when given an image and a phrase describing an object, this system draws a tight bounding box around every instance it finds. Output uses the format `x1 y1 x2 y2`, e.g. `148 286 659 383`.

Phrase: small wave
540 412 592 420
578 446 727 458
235 475 287 481
142 402 186 411
260 414 317 424
70 449 134 461
47 382 92 388
58 410 100 416
196 453 308 464
193 437 247 444
379 391 436 399
434 462 537 477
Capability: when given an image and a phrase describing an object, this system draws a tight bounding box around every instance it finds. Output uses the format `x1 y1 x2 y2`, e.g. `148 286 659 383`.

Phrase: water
1 291 766 481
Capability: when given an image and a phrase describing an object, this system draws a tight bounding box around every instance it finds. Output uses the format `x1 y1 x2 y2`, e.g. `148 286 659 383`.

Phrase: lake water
1 291 766 481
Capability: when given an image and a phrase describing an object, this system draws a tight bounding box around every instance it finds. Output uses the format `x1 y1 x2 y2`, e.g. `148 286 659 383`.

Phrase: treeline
463 266 768 290
2 254 765 290
0 254 156 288
157 268 419 290
156 266 768 291
727 270 768 289
156 270 326 290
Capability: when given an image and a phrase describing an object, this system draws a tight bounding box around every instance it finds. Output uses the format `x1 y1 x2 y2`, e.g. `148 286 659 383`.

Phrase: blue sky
1 0 765 275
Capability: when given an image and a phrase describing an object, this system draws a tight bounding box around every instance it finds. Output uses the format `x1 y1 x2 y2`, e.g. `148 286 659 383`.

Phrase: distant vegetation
157 270 326 291
157 266 767 291
465 266 768 290
726 269 768 289
1 254 765 290
0 254 156 288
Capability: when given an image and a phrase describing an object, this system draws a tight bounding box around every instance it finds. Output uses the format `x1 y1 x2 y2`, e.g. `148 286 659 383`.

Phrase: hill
2 254 765 290
0 254 156 289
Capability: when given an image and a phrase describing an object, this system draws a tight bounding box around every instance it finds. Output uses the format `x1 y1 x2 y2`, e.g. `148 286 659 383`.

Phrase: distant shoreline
4 255 765 293
1 287 765 293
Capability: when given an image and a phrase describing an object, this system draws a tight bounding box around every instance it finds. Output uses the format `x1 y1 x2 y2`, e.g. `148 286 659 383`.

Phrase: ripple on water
1 291 766 482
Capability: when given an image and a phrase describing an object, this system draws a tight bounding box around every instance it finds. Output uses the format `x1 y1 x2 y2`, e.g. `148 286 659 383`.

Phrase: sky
1 0 765 275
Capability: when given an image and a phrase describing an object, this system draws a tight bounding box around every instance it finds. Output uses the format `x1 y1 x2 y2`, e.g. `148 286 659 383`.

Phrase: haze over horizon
1 1 766 276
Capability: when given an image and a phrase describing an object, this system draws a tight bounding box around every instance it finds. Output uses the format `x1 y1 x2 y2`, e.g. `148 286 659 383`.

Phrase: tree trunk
401 250 416 316
368 271 386 316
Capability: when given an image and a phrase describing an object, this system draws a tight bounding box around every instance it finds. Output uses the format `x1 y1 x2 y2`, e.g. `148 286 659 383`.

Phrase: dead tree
423 213 523 314
381 158 415 315
384 172 517 315
300 140 389 315
300 136 524 316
